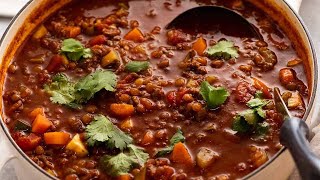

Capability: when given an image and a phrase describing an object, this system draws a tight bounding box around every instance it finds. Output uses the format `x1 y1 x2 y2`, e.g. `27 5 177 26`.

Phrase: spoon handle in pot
280 117 320 179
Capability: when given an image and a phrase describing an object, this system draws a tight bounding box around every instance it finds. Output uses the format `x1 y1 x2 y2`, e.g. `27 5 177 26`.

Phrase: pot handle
0 130 15 173
284 0 302 12
280 117 320 179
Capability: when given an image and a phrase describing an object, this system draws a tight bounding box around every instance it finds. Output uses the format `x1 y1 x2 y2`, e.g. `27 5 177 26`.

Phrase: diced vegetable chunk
46 55 66 72
89 35 108 46
101 50 120 67
288 92 303 109
32 25 48 39
32 114 52 133
44 132 71 145
66 134 88 157
120 118 134 130
16 133 41 151
110 103 135 117
124 28 144 42
192 37 207 55
15 120 31 132
171 142 193 165
64 26 81 38
29 107 45 119
196 147 218 168
252 77 272 99
116 174 132 180
141 131 154 145
249 146 268 167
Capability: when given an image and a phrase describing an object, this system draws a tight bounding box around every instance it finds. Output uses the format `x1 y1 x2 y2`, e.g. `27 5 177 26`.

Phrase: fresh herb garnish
61 38 92 61
206 40 239 60
75 69 117 103
86 115 133 150
200 81 229 109
156 129 185 157
44 73 78 107
100 144 149 177
125 61 149 73
232 97 270 133
44 70 117 107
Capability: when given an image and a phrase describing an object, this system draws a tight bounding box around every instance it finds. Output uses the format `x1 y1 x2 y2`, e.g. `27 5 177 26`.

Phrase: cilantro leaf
156 129 185 157
232 115 250 133
169 128 185 145
75 70 117 103
100 145 149 176
128 144 149 166
44 74 77 107
256 106 266 118
86 115 133 150
100 153 136 176
232 97 269 133
255 91 264 99
255 122 269 136
206 40 239 60
200 81 229 109
125 61 149 73
44 70 117 107
61 38 92 61
247 98 268 108
240 109 259 125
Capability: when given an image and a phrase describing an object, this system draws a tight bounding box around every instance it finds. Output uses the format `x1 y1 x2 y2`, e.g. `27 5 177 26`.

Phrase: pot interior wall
0 0 317 179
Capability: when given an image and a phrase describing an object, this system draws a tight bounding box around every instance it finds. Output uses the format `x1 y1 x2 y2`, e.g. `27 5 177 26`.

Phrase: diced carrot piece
192 37 207 55
89 35 108 46
116 174 132 180
171 142 193 165
29 107 45 120
32 114 52 134
46 55 66 72
44 132 71 145
141 130 154 145
252 77 272 99
33 25 48 39
124 28 144 42
110 103 135 117
65 26 81 38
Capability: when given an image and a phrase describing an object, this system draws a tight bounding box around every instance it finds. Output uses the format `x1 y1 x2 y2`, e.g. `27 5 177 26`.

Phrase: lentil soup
2 0 310 179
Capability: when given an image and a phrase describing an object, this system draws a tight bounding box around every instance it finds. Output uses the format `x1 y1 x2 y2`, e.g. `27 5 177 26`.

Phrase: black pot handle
280 117 320 179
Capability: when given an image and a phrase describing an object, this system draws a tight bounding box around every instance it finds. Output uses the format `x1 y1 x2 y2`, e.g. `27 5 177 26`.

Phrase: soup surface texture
2 0 309 179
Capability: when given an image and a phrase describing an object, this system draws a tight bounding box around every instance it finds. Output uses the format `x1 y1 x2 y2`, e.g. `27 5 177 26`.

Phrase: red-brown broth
2 0 309 179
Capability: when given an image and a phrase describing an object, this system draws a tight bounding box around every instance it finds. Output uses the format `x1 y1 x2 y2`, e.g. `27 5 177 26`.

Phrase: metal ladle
166 6 263 40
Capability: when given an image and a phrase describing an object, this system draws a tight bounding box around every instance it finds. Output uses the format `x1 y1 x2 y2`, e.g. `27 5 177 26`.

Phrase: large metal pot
0 0 317 179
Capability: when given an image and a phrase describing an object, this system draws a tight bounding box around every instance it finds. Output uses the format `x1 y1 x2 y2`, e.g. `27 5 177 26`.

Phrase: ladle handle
280 117 320 179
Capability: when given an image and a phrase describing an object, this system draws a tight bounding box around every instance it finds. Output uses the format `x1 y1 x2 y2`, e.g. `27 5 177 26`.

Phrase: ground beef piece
253 47 277 71
234 81 256 103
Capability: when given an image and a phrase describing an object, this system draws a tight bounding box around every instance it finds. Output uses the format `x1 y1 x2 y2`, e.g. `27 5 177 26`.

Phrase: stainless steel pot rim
0 1 317 180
